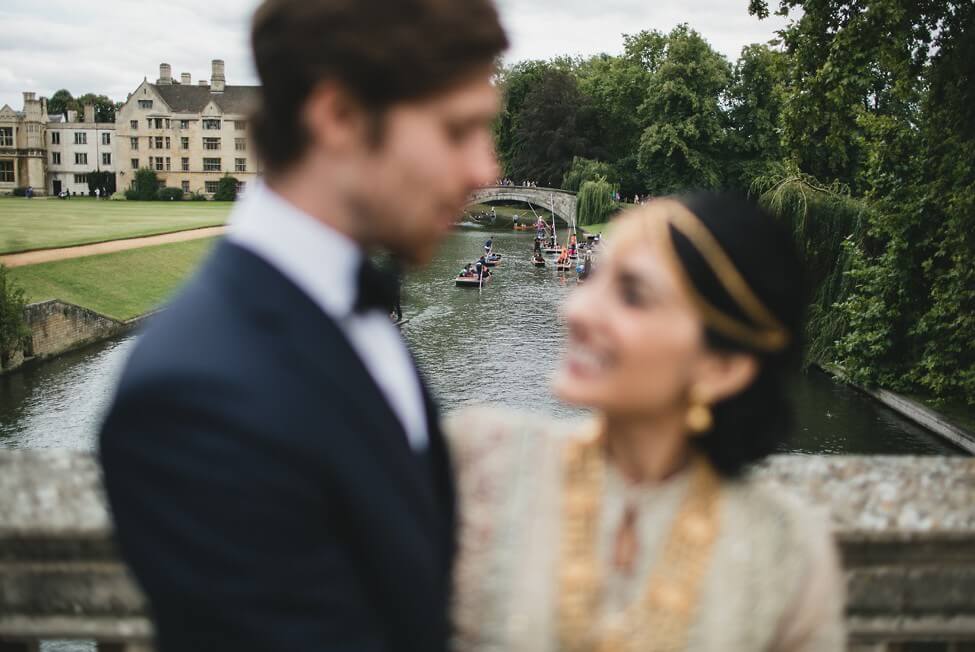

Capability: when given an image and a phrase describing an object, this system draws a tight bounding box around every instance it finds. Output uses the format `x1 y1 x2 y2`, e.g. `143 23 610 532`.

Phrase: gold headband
650 199 791 353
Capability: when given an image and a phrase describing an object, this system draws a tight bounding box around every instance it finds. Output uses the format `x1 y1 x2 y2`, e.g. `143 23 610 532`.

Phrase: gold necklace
558 429 723 652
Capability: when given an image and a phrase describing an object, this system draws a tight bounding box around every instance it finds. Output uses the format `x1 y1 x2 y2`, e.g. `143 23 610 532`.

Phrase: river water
0 228 961 455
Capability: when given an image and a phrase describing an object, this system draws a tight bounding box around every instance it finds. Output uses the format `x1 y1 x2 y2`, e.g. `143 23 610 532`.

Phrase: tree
130 168 160 201
0 265 29 370
48 89 77 118
76 93 119 123
574 54 650 196
635 24 733 194
562 157 616 192
213 175 239 201
752 0 975 405
576 177 618 226
724 44 788 190
495 60 555 176
507 68 603 185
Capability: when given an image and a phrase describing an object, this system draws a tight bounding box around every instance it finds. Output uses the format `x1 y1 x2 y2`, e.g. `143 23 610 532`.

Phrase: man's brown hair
250 0 509 173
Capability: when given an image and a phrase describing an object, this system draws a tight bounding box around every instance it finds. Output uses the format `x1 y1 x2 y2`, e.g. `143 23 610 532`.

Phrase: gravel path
0 226 226 268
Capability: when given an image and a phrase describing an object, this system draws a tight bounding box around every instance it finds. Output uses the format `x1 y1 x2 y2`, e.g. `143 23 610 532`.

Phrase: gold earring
686 387 713 435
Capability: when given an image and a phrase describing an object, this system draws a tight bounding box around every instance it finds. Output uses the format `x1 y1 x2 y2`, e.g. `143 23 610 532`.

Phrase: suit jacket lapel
214 242 444 539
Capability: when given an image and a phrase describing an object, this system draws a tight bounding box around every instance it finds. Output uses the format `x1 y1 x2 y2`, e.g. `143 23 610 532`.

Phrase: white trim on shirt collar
227 181 363 319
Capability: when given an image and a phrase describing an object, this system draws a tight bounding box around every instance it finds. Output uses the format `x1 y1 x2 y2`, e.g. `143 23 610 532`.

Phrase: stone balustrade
1 451 973 651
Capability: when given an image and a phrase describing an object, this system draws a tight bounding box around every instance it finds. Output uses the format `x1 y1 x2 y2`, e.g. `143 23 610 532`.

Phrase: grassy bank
0 197 231 254
9 237 217 320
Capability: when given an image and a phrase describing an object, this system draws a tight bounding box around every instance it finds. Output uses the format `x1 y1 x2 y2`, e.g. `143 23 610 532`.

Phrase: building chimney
23 91 36 104
67 109 78 123
180 72 191 85
198 79 209 86
158 63 173 85
83 103 95 123
210 59 225 93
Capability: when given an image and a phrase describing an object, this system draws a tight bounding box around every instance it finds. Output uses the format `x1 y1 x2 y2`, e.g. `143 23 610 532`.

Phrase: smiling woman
445 193 843 652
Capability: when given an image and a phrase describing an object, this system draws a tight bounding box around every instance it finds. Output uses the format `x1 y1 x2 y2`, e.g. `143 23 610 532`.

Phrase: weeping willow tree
576 176 618 226
751 166 870 366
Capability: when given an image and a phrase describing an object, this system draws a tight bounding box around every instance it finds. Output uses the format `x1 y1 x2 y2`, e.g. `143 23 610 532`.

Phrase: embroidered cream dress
445 406 845 652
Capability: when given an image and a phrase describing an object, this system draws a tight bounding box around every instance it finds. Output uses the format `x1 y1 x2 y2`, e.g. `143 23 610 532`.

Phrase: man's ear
694 352 759 405
302 81 368 155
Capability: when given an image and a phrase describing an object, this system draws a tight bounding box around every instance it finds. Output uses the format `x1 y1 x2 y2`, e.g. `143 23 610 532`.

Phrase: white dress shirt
227 182 429 451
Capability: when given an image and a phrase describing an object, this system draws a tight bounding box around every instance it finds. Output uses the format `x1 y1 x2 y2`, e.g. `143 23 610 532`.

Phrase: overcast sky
0 0 790 111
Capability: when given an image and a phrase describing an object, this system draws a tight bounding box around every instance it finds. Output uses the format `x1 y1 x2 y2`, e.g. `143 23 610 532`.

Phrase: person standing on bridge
444 193 845 651
98 1 508 651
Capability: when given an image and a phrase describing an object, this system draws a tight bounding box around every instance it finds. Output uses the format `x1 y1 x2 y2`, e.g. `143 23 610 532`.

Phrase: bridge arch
466 186 577 228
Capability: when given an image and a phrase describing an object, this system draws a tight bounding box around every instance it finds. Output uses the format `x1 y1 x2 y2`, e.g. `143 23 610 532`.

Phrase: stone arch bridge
467 185 577 228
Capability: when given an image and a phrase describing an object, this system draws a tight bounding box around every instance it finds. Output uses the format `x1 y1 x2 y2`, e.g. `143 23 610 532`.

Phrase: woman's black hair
670 192 806 478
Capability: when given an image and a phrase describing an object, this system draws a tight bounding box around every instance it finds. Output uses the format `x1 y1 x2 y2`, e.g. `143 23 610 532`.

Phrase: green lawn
0 197 231 254
9 237 218 320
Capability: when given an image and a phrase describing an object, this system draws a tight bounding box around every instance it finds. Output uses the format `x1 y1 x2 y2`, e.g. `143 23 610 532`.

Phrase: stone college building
116 60 260 196
0 59 258 197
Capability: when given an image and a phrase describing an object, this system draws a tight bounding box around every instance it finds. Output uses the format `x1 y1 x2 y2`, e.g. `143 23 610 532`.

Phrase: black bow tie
354 259 401 315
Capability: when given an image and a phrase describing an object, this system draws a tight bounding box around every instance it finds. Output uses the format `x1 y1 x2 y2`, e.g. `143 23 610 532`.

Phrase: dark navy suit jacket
99 241 456 652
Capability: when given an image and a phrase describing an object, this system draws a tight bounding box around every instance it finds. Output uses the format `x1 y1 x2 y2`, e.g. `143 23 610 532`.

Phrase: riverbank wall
816 364 975 455
0 300 144 375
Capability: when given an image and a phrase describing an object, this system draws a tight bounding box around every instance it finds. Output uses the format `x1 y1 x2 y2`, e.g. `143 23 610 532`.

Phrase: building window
181 137 189 149
203 137 220 150
101 132 111 145
153 157 164 171
165 157 171 171
130 120 138 129
181 157 189 171
235 158 247 172
237 181 246 194
235 138 246 151
51 152 61 165
0 160 12 182
138 100 153 109
165 136 171 149
50 131 60 145
131 158 139 170
203 119 221 130
165 119 171 128
203 158 221 172
205 180 219 193
179 120 189 129
181 180 190 193
74 132 87 145
154 136 164 149
75 152 88 165
103 153 112 166
0 128 12 147
234 120 246 130
74 174 88 184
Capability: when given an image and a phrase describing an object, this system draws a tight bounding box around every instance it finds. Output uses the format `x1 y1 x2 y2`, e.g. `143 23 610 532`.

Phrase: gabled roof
150 83 258 115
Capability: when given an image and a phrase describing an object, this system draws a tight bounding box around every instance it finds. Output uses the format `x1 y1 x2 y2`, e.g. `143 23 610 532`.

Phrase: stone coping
2 451 972 540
